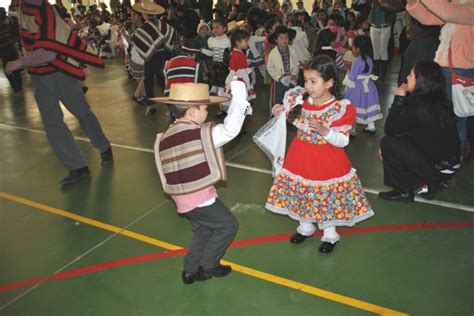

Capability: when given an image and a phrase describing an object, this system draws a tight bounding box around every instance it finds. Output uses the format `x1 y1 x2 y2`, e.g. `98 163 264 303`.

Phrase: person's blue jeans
442 67 474 142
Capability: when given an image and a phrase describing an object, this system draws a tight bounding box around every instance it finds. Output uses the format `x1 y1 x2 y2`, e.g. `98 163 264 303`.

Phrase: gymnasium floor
0 59 473 316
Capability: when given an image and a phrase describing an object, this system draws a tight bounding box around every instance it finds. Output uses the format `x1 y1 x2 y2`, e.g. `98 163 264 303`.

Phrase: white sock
367 122 376 131
322 227 340 244
296 222 316 236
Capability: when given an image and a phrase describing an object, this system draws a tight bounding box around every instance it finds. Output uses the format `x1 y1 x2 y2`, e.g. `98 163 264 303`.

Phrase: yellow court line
0 191 408 316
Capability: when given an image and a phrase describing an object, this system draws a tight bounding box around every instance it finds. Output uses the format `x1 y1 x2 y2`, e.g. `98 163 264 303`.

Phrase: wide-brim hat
227 20 244 33
150 83 230 105
268 25 297 44
132 0 165 15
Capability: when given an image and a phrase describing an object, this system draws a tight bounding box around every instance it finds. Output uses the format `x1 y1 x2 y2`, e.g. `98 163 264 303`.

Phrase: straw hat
132 0 165 15
227 20 244 33
150 83 230 105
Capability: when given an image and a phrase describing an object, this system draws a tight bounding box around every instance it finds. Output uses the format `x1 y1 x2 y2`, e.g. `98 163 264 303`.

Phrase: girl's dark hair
317 28 336 47
328 13 343 27
288 55 343 122
408 61 453 127
411 61 447 99
231 29 250 48
353 35 373 73
213 18 227 29
305 55 342 99
264 17 279 32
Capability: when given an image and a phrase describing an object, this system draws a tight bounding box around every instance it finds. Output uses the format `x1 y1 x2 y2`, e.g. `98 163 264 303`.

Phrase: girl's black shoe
289 233 310 244
318 241 338 254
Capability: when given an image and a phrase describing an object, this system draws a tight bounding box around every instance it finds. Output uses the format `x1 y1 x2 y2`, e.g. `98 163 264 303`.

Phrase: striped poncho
19 0 104 80
132 18 180 61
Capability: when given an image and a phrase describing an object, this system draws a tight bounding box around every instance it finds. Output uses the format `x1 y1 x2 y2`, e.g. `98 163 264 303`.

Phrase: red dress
266 96 374 229
225 49 255 100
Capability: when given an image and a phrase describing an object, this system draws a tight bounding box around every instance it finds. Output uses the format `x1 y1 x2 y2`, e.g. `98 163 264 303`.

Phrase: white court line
2 122 474 213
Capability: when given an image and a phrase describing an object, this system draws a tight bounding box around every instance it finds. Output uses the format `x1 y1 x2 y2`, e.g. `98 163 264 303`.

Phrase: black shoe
82 86 89 94
201 264 232 279
419 181 448 200
181 270 207 285
289 232 310 244
100 147 114 165
318 241 338 254
59 167 91 185
378 189 414 202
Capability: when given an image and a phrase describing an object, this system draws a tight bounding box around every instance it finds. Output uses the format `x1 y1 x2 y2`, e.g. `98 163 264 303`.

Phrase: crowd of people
1 0 473 284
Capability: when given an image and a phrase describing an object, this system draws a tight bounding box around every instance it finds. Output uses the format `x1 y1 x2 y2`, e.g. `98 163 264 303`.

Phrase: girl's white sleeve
323 129 349 148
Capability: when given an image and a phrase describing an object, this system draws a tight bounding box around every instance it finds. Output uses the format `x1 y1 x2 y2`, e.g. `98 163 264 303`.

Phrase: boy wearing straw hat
132 0 180 115
152 80 251 284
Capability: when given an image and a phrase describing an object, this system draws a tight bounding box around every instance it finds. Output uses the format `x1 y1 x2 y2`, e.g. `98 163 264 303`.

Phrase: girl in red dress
225 29 256 101
267 55 374 254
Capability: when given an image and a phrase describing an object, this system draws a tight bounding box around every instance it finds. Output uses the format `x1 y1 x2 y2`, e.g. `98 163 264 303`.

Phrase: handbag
448 47 474 117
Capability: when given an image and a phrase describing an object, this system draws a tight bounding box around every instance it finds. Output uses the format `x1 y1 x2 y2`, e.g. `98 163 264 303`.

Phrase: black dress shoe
82 86 89 94
318 241 338 254
59 167 91 185
100 147 114 165
201 264 232 279
289 232 310 244
419 181 448 200
181 270 205 285
378 189 414 202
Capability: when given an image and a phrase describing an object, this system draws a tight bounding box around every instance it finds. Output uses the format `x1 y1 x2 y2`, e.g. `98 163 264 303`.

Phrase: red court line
229 221 474 247
1 221 473 294
0 249 187 293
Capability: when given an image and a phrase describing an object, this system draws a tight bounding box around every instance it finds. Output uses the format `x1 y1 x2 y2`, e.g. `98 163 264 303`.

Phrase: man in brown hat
153 80 251 284
132 0 180 115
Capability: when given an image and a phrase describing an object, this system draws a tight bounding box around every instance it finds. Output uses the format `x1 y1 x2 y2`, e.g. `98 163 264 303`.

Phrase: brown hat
150 83 230 105
132 0 165 15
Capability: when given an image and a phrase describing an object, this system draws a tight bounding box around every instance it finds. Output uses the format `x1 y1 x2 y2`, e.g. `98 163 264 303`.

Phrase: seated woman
379 61 461 202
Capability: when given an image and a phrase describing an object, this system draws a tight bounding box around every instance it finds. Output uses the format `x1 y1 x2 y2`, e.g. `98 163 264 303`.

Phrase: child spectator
343 35 382 135
203 19 231 116
315 29 345 71
226 29 256 101
267 25 299 108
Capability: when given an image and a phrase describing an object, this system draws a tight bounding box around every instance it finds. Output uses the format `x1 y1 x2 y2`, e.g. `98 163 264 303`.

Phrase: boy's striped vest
154 121 226 195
